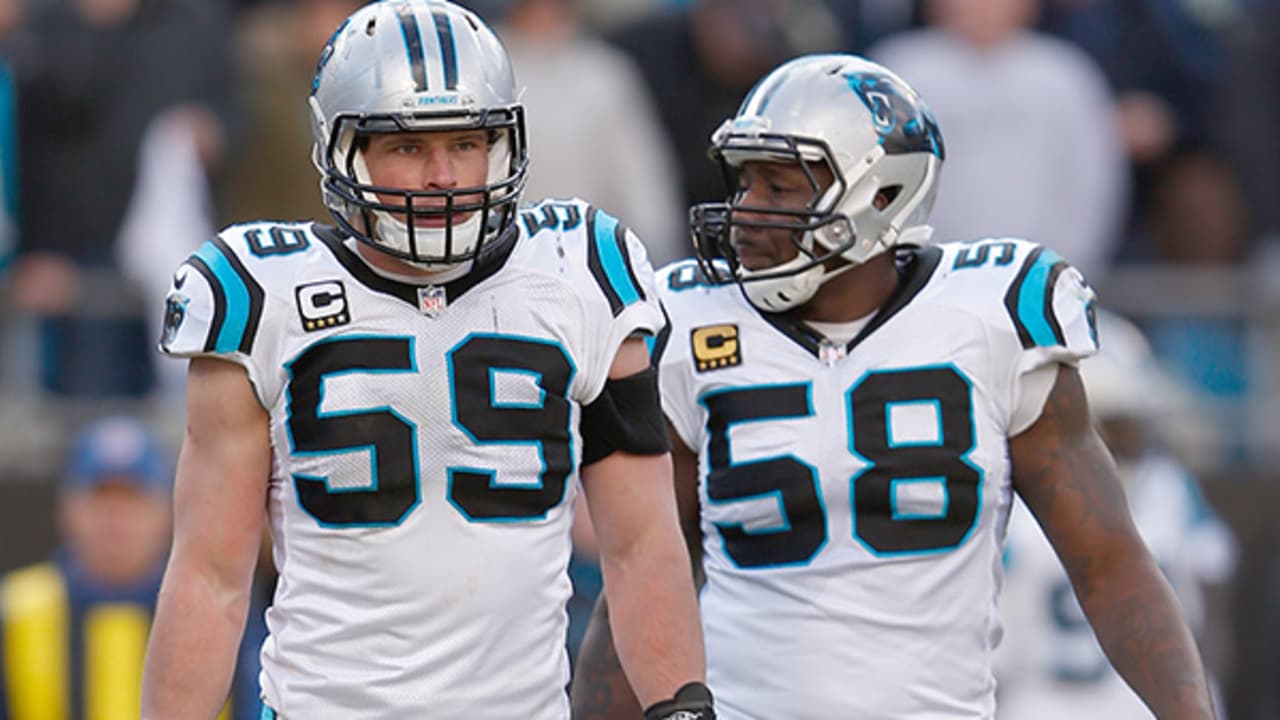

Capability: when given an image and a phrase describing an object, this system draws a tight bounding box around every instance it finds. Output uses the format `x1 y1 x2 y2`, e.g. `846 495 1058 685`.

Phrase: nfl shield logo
818 340 846 367
417 285 447 317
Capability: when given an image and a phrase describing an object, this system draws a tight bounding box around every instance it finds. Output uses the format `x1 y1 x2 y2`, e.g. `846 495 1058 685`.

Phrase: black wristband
643 681 715 720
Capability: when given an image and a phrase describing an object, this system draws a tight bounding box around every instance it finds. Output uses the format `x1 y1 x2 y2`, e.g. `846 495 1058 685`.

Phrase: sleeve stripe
649 301 673 364
213 235 266 354
194 238 266 355
1041 260 1068 346
1003 246 1068 349
188 254 226 353
586 207 643 317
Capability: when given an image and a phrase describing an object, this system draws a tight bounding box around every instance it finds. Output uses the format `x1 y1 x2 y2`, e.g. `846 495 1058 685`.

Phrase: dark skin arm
1011 364 1215 719
571 428 701 719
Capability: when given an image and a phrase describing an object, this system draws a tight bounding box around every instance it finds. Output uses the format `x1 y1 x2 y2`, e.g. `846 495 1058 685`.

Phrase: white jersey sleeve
159 223 306 406
934 238 1100 436
1004 242 1100 433
1002 243 1100 373
540 198 665 403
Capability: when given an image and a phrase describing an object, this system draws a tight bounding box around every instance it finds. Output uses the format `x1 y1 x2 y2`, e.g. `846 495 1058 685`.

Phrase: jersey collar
756 244 943 360
313 223 519 308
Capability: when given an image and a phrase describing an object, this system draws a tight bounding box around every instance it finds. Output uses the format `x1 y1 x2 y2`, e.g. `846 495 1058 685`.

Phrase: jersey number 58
703 366 980 565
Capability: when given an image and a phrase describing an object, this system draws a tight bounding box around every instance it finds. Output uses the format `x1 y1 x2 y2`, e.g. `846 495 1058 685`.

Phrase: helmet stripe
395 2 429 92
431 8 459 91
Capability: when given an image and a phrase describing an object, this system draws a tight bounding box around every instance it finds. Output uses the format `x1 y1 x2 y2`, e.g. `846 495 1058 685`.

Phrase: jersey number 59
284 335 573 527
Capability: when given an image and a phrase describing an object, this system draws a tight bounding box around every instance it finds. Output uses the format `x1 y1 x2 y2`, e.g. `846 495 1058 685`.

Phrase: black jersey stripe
585 207 645 317
1042 260 1068 347
209 235 266 355
1003 247 1040 349
650 301 674 366
1002 246 1069 349
187 254 225 354
584 207 620 314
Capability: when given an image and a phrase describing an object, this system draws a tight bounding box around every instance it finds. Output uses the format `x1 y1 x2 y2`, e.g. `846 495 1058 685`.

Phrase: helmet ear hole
874 185 902 211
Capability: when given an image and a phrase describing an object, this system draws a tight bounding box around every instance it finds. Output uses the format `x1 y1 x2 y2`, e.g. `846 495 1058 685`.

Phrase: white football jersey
160 198 664 719
657 239 1098 720
995 453 1236 720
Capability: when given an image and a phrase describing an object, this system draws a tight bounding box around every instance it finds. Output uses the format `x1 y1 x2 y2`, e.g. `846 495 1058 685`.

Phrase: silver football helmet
691 54 945 312
310 0 528 267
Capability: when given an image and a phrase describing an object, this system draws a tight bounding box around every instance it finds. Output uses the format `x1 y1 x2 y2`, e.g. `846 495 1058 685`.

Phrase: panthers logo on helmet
311 16 349 93
843 72 945 159
162 292 189 347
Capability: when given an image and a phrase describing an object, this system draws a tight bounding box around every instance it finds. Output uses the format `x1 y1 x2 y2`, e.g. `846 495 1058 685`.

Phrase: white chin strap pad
351 150 482 266
739 255 824 312
740 252 860 313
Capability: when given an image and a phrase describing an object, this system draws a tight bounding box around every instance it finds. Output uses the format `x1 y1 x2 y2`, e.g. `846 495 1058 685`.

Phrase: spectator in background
572 0 665 33
0 416 262 720
871 0 1127 280
492 0 687 264
1038 0 1252 264
829 0 922 51
1220 1 1279 254
996 308 1237 720
609 0 844 212
1039 0 1244 167
217 0 359 228
117 107 224 401
6 0 235 398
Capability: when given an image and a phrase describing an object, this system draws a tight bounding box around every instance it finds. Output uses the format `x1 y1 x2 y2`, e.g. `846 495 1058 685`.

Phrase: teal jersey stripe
1016 248 1064 348
592 210 641 308
195 241 251 354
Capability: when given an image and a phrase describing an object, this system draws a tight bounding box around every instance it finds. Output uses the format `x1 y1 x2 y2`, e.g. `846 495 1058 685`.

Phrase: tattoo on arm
1012 365 1214 719
570 597 642 719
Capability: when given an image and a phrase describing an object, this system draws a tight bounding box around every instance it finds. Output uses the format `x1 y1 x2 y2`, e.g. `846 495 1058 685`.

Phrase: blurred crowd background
0 0 1276 717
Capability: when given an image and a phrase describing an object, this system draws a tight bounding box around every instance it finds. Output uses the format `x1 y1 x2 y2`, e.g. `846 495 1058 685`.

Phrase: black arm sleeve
580 365 671 466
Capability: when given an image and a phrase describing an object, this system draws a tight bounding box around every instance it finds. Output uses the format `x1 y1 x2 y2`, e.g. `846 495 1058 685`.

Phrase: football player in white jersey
996 309 1236 720
139 2 713 718
572 54 1215 719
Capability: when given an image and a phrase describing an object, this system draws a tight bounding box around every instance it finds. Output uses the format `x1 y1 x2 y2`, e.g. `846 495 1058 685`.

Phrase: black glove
643 681 715 720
